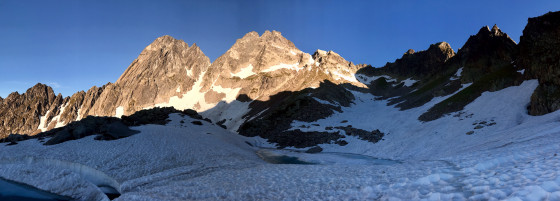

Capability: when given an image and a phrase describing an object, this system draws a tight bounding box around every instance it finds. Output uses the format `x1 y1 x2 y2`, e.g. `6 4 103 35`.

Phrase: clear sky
0 0 559 98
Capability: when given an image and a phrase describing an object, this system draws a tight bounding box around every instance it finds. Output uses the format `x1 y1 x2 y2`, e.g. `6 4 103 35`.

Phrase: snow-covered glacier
1 80 560 200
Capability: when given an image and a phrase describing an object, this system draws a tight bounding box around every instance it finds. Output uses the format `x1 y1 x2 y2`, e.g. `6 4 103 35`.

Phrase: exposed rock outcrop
0 31 363 139
518 11 560 115
378 42 455 79
457 25 518 83
0 84 58 138
418 25 522 121
89 35 212 117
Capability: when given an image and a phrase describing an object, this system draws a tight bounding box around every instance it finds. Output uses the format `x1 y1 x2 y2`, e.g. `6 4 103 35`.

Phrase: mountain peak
152 35 184 45
404 49 415 55
475 25 511 39
241 31 259 40
26 83 55 96
261 30 283 38
491 24 500 34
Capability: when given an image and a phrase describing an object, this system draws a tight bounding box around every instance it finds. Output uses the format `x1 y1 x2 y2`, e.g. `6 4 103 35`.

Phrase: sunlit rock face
0 30 363 137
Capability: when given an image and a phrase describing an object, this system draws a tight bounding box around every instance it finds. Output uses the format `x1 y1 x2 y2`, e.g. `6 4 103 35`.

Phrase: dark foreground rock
305 146 323 153
1 107 205 145
43 116 140 145
334 126 385 143
519 11 560 115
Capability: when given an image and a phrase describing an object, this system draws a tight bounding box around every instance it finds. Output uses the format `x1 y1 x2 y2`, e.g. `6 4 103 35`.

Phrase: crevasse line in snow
0 157 121 194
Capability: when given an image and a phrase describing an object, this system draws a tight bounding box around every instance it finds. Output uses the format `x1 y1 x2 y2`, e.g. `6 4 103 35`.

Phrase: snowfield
1 80 560 200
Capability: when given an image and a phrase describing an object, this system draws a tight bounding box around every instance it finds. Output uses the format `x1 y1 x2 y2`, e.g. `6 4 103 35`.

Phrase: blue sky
0 0 559 98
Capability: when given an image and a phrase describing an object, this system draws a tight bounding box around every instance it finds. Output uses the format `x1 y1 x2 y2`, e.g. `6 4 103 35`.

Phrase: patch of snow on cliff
115 106 124 118
262 63 303 72
157 72 214 111
450 67 463 81
401 78 417 87
37 110 51 132
76 107 83 121
230 64 256 79
331 70 358 82
186 67 194 77
201 100 251 131
212 85 242 103
49 102 68 128
357 74 397 84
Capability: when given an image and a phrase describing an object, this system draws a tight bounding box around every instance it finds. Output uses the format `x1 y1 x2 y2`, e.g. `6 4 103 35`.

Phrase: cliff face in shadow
519 11 560 115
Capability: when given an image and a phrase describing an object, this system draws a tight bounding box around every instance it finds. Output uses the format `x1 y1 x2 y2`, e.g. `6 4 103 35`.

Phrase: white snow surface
115 106 124 118
230 64 256 79
401 77 417 87
37 110 51 132
261 63 303 72
2 80 560 200
49 102 68 128
450 67 463 80
156 72 214 111
331 70 359 82
357 74 398 85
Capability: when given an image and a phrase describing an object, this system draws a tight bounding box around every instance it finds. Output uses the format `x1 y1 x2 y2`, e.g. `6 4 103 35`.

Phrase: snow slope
1 80 560 200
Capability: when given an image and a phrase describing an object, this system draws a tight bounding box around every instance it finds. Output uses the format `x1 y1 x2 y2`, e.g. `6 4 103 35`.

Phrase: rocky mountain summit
0 84 58 136
1 11 559 148
0 31 362 139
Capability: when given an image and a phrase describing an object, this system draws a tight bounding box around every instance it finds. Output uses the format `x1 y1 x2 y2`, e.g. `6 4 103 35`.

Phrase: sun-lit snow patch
450 67 463 81
212 85 242 103
76 106 83 121
115 106 124 118
261 63 303 72
48 103 68 129
290 50 297 55
186 67 194 77
176 86 181 93
330 70 358 82
230 64 256 79
307 56 315 66
156 72 214 111
37 110 51 132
